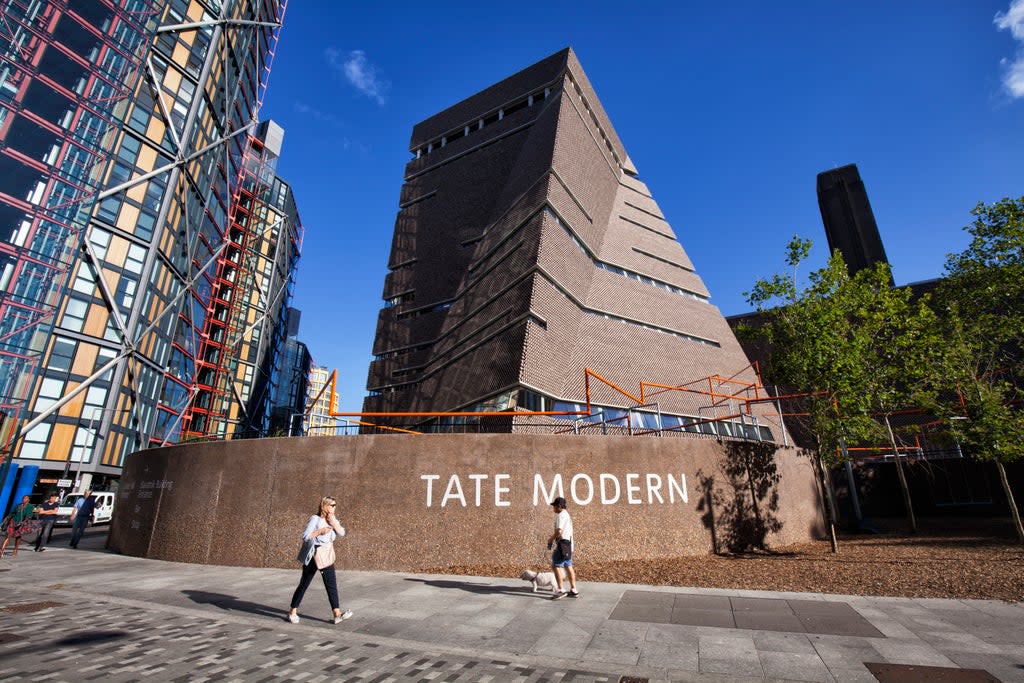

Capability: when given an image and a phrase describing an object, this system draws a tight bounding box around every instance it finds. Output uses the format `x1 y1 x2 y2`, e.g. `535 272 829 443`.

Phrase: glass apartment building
0 0 300 496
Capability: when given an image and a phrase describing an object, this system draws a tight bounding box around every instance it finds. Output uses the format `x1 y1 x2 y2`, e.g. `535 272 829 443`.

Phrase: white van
55 492 115 526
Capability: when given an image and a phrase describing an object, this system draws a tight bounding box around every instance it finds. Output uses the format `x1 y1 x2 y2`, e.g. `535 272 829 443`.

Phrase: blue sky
260 1 1024 414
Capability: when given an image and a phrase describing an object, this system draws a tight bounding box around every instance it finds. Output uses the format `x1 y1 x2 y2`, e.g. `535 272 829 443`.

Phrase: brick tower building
365 48 777 439
816 164 890 279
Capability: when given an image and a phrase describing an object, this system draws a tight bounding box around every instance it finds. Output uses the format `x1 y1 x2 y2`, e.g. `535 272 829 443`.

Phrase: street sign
57 478 73 488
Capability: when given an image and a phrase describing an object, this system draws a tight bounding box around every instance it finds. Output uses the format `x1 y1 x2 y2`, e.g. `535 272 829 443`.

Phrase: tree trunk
814 452 839 553
884 414 916 533
745 453 764 544
995 461 1024 544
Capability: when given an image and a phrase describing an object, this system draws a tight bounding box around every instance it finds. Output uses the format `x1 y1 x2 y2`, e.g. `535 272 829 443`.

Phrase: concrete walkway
0 528 1020 682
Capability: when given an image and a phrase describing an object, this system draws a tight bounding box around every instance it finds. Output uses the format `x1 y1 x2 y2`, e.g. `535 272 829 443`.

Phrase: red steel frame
0 0 154 427
160 0 289 440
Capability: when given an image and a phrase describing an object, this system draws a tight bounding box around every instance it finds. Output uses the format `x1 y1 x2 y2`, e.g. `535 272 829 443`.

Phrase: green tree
744 237 940 548
931 197 1024 542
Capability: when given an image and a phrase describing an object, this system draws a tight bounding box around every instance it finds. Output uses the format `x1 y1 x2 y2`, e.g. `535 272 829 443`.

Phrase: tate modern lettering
419 472 689 508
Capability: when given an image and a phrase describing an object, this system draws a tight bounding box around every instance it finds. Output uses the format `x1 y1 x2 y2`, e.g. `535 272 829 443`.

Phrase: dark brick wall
364 47 778 437
109 434 824 569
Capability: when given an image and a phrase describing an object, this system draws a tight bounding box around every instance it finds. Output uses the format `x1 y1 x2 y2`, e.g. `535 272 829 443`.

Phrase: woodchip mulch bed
435 519 1024 602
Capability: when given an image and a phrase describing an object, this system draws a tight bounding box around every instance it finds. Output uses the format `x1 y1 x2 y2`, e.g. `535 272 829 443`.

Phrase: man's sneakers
287 612 299 624
569 589 580 598
552 588 580 600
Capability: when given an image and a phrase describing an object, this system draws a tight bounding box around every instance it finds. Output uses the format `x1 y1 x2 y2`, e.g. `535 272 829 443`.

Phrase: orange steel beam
640 381 756 410
318 364 823 430
347 420 422 435
343 411 587 417
584 368 643 405
326 370 589 419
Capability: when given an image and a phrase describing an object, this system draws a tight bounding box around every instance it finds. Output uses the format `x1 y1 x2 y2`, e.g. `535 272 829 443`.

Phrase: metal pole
840 438 862 523
74 407 98 492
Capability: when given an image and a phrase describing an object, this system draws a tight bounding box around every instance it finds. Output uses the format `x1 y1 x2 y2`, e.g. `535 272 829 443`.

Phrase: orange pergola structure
307 362 790 437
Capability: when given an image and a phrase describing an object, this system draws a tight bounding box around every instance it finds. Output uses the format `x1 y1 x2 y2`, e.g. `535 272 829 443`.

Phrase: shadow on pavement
0 630 130 659
182 590 283 620
56 631 128 646
403 577 541 597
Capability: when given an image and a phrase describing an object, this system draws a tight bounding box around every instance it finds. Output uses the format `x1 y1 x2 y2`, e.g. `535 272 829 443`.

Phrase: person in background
33 494 59 552
1 495 36 557
287 496 353 624
69 490 96 549
547 496 579 600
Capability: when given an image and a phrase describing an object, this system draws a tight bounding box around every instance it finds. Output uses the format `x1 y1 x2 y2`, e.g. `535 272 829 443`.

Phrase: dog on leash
520 569 558 592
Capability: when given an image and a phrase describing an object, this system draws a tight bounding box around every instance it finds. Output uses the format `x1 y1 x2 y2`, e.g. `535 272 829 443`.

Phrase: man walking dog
547 497 579 600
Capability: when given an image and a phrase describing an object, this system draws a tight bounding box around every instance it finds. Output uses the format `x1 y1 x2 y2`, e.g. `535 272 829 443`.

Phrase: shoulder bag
314 542 336 569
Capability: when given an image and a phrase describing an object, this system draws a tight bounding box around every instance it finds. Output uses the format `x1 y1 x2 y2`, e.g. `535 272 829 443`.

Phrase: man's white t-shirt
554 509 573 542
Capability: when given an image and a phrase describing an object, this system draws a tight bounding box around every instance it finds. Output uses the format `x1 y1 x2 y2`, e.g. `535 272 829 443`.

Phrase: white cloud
995 0 1024 97
293 101 344 127
325 48 390 105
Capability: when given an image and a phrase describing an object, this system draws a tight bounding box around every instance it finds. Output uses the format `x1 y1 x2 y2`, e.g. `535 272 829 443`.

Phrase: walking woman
1 495 36 557
287 496 353 624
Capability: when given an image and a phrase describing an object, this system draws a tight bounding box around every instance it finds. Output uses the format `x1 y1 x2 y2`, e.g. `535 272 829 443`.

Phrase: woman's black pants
290 560 340 610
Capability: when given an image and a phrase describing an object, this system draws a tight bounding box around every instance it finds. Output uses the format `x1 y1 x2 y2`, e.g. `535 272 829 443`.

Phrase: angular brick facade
366 49 779 438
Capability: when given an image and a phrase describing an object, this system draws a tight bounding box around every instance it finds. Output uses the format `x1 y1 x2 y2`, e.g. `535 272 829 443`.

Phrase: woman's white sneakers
287 610 352 623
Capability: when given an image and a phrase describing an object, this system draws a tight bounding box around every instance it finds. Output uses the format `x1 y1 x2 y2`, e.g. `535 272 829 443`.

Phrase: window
47 337 77 372
95 346 117 373
97 197 120 223
83 385 107 412
631 411 661 430
61 298 88 331
70 427 94 464
71 262 97 295
35 377 65 412
115 276 137 309
125 244 145 274
88 228 110 258
19 423 52 460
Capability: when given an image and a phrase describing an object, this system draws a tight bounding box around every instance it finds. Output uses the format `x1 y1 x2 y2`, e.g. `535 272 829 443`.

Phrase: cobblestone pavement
1 529 1022 682
0 589 628 683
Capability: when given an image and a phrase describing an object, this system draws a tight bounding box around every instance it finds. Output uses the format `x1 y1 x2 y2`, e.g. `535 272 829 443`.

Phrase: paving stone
1 535 1021 682
733 611 806 633
811 640 883 671
829 666 880 683
698 634 758 662
796 614 883 638
758 650 835 682
643 623 701 646
670 607 735 628
697 656 764 678
751 631 816 654
673 594 732 611
870 639 958 667
730 597 793 614
637 640 700 671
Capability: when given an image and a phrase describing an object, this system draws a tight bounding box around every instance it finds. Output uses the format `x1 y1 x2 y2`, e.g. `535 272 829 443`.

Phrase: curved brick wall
108 434 824 570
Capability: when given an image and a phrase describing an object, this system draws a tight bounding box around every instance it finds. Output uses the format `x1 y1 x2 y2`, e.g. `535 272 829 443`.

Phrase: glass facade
2 0 300 489
0 0 155 455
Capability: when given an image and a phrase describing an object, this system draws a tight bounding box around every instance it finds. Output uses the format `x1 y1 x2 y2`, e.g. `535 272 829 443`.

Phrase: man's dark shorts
552 540 572 568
